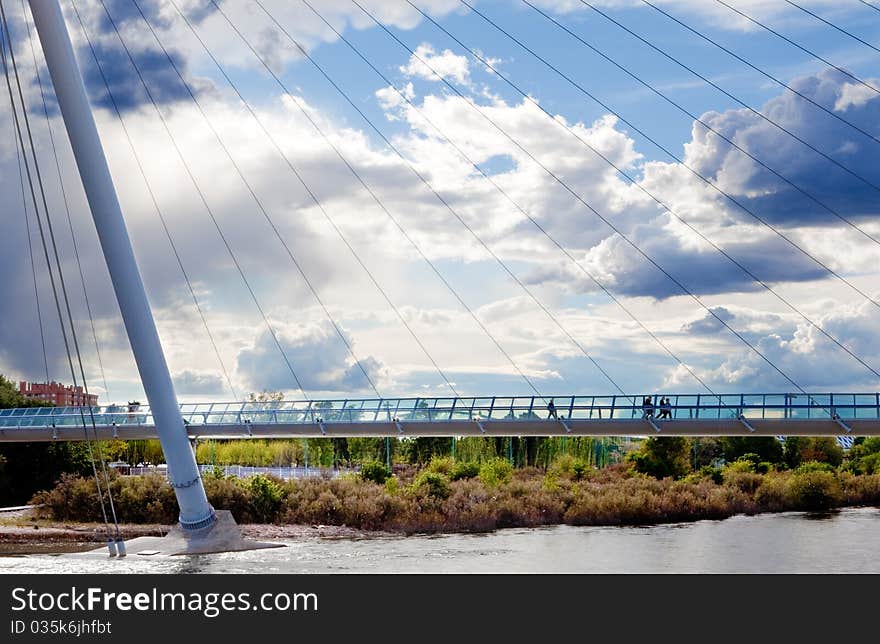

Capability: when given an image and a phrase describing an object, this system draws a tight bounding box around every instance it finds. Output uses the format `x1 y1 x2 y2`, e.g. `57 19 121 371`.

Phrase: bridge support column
28 0 215 532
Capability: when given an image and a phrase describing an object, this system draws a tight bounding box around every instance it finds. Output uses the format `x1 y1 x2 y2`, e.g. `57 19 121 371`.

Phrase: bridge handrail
0 393 878 428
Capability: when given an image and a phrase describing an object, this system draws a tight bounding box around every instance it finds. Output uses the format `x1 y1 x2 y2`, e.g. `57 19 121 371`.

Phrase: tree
402 437 452 464
783 437 844 469
689 437 723 469
719 436 784 465
247 390 284 406
844 437 880 474
629 437 691 479
0 375 94 504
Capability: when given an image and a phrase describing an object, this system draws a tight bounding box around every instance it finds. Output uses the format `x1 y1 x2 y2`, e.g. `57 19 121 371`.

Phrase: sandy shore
0 510 394 551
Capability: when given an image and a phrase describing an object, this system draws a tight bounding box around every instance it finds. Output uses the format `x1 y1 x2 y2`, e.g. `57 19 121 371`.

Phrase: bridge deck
0 393 877 441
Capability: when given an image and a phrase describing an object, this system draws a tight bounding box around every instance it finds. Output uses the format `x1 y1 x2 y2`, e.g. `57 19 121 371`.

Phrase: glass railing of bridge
0 404 154 429
1 394 878 430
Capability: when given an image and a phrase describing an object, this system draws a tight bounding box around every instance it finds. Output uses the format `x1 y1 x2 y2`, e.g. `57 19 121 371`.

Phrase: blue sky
1 0 880 404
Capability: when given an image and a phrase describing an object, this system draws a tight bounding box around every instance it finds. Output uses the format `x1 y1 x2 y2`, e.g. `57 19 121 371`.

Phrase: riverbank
0 513 392 555
16 458 880 544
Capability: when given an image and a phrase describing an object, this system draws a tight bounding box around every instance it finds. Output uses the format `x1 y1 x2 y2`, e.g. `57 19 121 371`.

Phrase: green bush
795 460 836 474
479 458 514 487
384 475 400 495
722 469 763 494
725 459 755 474
204 476 254 522
426 457 455 476
450 461 480 481
755 462 773 475
784 437 844 469
248 475 284 523
549 454 591 480
628 437 691 480
204 465 226 480
754 473 788 512
359 461 391 485
849 452 880 475
786 471 842 511
682 465 723 485
411 471 451 499
702 466 723 484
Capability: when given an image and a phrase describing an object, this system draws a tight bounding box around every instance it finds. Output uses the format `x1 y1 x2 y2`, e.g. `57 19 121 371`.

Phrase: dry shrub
754 472 789 512
31 462 879 533
439 479 499 532
111 473 177 523
32 473 106 522
563 478 743 525
838 472 880 506
280 478 401 530
33 472 177 523
785 471 842 511
204 476 255 523
723 470 764 495
494 479 568 528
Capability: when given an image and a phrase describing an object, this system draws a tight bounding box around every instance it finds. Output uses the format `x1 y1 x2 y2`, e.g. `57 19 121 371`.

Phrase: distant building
19 381 98 407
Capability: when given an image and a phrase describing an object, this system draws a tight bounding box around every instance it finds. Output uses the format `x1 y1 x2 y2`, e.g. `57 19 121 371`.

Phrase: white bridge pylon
28 0 215 531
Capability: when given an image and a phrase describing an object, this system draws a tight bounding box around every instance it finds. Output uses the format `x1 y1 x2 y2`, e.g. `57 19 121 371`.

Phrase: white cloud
400 43 472 85
835 83 878 112
528 0 862 32
375 81 415 114
4 0 880 404
236 319 387 396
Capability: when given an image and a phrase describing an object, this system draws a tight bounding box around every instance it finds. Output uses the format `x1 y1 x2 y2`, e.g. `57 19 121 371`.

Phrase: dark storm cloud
79 39 207 113
95 0 173 33
578 227 828 300
691 69 880 226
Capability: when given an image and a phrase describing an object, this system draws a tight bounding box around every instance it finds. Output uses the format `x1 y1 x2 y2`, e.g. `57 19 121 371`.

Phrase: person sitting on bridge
547 398 558 420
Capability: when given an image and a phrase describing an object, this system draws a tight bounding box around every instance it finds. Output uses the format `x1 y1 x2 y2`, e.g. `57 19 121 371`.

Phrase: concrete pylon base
85 511 283 558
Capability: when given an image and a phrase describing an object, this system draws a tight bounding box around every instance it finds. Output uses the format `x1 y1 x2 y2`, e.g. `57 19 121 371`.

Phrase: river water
2 507 878 573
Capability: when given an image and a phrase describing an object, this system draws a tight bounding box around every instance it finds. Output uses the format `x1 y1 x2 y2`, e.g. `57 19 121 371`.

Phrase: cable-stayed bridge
3 0 879 543
2 393 878 442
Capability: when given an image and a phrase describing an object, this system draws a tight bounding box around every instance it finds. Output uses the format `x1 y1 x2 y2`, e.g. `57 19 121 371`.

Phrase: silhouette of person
659 397 672 420
642 396 654 420
547 398 558 420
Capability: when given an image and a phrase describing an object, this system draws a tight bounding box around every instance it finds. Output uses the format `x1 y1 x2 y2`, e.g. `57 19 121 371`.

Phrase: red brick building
19 381 98 407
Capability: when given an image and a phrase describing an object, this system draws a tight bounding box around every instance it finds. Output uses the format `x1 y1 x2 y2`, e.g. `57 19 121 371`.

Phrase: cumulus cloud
674 69 880 226
375 82 415 115
3 0 880 404
173 369 226 395
235 320 387 396
665 298 880 391
400 43 472 85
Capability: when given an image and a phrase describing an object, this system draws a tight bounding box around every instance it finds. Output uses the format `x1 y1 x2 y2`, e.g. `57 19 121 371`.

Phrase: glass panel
449 398 475 421
855 394 877 419
715 395 739 419
469 399 493 420
566 397 589 420
511 398 538 420
831 393 856 419
489 398 514 419
668 395 694 419
783 394 809 420
761 395 787 419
